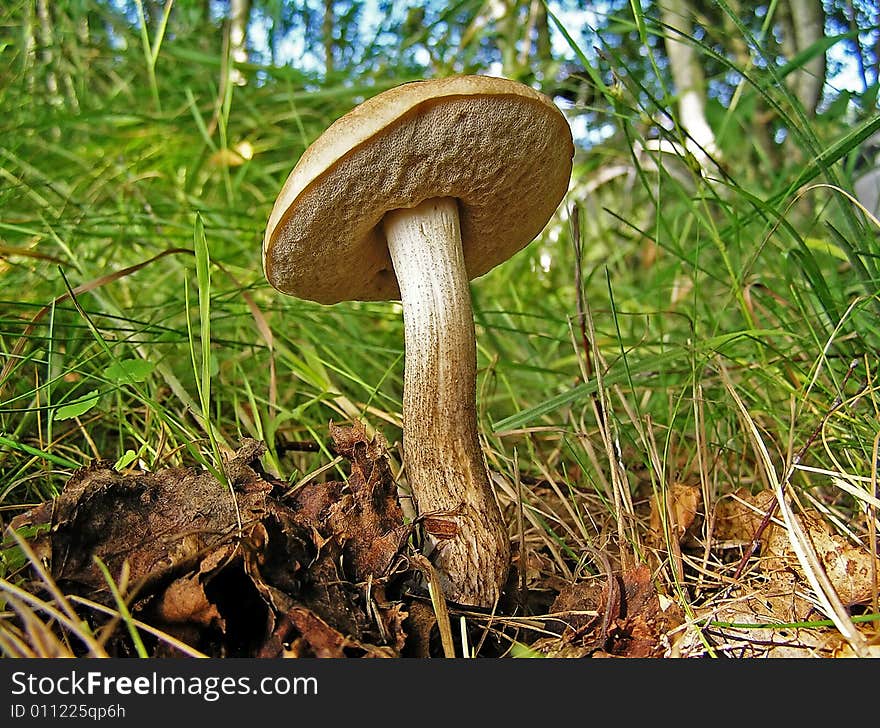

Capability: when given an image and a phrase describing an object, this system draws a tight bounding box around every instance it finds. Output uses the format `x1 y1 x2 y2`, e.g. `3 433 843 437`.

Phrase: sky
238 0 870 148
242 1 867 85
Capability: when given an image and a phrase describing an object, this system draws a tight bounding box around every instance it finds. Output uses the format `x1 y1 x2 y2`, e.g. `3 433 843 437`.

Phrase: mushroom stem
383 196 510 607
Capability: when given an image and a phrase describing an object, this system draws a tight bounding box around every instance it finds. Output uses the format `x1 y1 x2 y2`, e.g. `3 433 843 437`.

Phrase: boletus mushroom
263 75 573 607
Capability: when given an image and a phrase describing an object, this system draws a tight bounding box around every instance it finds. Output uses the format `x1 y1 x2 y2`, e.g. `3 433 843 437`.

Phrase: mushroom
263 75 573 607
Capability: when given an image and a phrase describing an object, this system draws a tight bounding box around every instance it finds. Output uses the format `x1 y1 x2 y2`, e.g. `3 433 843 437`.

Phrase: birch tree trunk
517 0 552 71
35 0 60 103
658 0 721 171
323 0 334 76
785 0 825 116
23 0 36 95
229 0 250 86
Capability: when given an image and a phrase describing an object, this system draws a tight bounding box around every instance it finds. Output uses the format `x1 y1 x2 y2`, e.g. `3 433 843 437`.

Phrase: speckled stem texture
384 197 510 608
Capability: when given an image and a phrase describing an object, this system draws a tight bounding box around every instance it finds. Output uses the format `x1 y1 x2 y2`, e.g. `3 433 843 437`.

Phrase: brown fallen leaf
831 640 880 658
649 482 702 546
324 421 412 583
712 488 777 545
375 601 410 654
544 573 614 656
261 606 398 658
713 489 879 608
287 606 351 657
5 429 418 658
535 563 683 658
763 509 880 607
155 573 224 630
7 443 273 604
672 582 839 658
606 564 684 658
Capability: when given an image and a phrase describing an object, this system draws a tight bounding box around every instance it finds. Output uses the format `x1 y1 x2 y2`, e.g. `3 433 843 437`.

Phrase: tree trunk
23 0 36 94
658 0 720 169
229 0 250 86
323 0 334 76
786 0 825 115
534 0 551 63
35 0 60 103
518 0 552 72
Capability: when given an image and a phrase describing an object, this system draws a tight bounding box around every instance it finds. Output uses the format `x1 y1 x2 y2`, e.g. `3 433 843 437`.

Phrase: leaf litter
5 424 417 657
3 423 880 658
671 488 880 657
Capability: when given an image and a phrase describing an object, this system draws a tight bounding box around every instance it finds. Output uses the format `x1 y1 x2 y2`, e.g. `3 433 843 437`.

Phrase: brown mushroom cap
263 75 574 304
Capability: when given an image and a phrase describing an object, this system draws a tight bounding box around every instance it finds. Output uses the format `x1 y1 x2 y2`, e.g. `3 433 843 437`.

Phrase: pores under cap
263 75 574 304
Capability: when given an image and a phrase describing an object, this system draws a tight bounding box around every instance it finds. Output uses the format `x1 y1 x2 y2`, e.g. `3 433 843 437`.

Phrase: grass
1 1 879 657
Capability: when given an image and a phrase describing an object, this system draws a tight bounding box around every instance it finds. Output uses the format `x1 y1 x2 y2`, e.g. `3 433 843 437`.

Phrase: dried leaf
324 422 412 582
287 607 351 658
538 565 682 658
764 509 880 606
649 482 701 545
8 442 273 602
401 601 438 658
155 574 224 630
673 584 837 658
712 488 776 545
608 565 683 658
547 576 611 650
